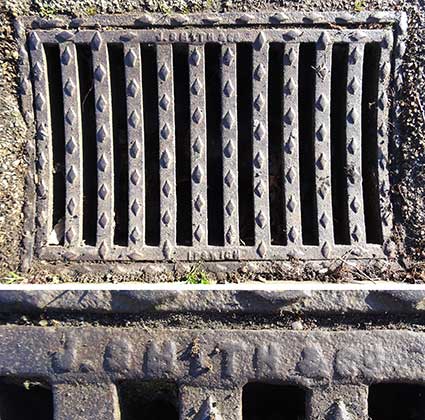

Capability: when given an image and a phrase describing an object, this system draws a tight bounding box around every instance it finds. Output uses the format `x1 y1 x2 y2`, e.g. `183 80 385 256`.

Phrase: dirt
0 0 424 284
3 310 425 332
0 6 28 277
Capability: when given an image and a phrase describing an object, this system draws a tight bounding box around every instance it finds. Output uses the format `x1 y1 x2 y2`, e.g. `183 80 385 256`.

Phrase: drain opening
242 382 306 420
237 43 255 246
118 381 179 420
362 43 383 245
142 44 161 246
369 383 425 420
268 43 286 245
298 43 318 246
76 44 97 246
206 43 224 246
108 43 129 246
45 44 65 245
173 43 192 246
0 379 53 420
331 43 350 245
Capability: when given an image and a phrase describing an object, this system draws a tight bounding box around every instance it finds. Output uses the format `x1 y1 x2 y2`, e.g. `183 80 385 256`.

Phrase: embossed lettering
155 32 165 42
104 338 133 372
152 32 242 44
296 344 331 378
52 333 80 373
187 250 240 261
144 341 177 377
254 343 280 375
334 345 389 379
220 341 247 378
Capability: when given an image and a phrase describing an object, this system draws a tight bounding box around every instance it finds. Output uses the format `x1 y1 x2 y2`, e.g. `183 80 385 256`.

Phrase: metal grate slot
142 44 161 247
76 44 97 246
45 44 66 246
242 383 306 420
174 44 191 247
368 384 425 420
23 14 403 263
362 43 383 244
109 43 129 246
206 43 224 246
236 43 254 247
298 43 318 246
0 379 53 420
118 381 179 420
331 43 350 245
268 43 286 246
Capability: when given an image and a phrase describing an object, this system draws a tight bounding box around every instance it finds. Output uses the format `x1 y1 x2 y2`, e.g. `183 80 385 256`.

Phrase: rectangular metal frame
15 11 407 266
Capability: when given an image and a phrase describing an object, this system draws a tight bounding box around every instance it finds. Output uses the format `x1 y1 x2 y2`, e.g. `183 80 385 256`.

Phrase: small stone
291 321 304 330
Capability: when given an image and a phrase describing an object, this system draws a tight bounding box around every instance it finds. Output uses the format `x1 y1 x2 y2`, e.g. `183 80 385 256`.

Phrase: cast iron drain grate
0 326 424 419
16 11 407 264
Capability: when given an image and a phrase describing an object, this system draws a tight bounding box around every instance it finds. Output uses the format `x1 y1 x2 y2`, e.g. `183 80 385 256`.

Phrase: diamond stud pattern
28 19 394 261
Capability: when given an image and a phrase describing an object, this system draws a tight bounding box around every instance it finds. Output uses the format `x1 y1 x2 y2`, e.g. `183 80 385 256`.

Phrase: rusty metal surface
0 325 423 419
0 289 424 315
0 287 422 419
17 12 406 268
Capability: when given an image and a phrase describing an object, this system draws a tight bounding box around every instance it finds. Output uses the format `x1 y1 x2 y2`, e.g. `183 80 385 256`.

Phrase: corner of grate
15 11 407 266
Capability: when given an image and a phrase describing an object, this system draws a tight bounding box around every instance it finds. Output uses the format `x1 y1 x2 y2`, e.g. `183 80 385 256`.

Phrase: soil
0 0 424 284
3 310 425 332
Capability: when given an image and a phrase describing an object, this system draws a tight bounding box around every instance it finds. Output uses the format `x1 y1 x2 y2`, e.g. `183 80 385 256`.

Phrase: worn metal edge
14 19 37 273
0 288 423 315
0 327 423 386
15 11 402 30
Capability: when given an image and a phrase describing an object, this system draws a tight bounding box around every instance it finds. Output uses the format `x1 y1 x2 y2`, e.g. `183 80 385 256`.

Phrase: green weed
354 0 366 12
1 271 25 284
84 6 98 16
182 264 211 284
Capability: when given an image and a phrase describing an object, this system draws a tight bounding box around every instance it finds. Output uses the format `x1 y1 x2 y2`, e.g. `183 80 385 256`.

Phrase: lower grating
0 326 424 419
20 13 406 263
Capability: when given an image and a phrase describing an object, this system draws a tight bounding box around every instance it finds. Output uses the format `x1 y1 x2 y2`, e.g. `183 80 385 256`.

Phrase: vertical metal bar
16 20 36 270
283 43 302 247
91 32 114 258
314 33 334 258
157 44 176 259
60 43 83 247
377 35 394 244
252 32 270 258
53 383 121 420
179 386 242 420
28 32 52 249
189 45 208 246
307 385 369 420
124 42 145 248
346 43 366 245
221 44 239 247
